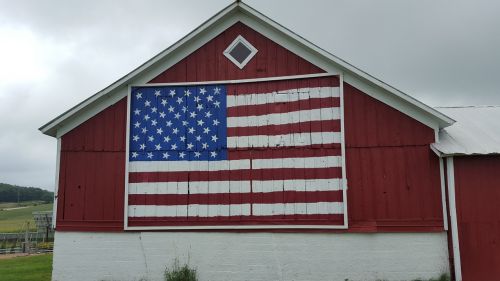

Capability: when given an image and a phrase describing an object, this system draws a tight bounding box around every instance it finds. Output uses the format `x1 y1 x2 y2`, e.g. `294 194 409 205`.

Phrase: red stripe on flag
227 97 340 116
128 190 343 206
128 214 344 226
226 76 339 96
227 146 341 160
129 167 342 183
227 119 341 137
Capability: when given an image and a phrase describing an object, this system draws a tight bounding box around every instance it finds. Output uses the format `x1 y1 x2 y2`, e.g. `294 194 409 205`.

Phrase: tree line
0 183 53 203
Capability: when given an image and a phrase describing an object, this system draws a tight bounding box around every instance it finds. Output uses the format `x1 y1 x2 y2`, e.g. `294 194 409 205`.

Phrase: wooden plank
63 152 86 220
149 22 323 83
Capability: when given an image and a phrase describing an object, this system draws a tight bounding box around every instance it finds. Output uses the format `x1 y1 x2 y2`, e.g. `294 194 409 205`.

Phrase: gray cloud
0 0 499 190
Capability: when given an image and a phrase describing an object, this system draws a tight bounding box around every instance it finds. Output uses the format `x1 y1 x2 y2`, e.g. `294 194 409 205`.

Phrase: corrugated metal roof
432 106 500 156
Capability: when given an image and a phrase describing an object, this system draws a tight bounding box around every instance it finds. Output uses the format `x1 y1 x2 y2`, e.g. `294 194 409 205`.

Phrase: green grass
0 203 53 233
0 254 52 281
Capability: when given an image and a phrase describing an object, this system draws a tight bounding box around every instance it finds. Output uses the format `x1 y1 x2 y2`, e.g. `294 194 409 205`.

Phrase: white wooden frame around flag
124 73 348 230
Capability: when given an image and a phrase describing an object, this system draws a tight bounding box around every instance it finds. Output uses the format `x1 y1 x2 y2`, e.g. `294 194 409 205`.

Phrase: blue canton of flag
129 85 227 161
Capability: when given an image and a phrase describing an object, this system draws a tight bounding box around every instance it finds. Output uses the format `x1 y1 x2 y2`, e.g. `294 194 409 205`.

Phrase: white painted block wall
52 231 449 281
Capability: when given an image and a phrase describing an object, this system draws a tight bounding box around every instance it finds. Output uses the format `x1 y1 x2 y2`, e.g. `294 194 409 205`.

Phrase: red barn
39 2 496 281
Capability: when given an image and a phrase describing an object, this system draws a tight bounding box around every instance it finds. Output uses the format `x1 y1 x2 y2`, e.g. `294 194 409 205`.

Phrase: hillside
0 202 53 232
0 183 53 203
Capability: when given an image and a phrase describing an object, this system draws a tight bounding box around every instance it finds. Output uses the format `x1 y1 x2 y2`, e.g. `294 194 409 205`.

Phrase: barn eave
39 1 454 138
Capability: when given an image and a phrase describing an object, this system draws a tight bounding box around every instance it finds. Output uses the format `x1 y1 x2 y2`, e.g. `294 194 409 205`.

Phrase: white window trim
223 35 258 69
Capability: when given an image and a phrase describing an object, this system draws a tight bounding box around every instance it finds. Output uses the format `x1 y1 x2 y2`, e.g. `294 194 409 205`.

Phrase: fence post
24 222 30 253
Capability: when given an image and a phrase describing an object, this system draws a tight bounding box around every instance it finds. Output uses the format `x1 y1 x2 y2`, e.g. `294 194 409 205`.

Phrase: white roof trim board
432 106 500 156
39 1 454 138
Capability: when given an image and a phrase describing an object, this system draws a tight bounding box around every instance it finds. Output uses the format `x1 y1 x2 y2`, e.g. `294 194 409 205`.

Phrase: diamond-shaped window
223 35 258 69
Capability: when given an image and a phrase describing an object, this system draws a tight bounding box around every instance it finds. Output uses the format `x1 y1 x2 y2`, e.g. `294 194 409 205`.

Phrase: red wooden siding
344 83 443 231
149 22 324 83
56 22 445 232
57 99 127 231
453 156 500 281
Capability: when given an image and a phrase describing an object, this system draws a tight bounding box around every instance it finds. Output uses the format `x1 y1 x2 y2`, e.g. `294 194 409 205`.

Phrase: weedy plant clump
164 259 197 281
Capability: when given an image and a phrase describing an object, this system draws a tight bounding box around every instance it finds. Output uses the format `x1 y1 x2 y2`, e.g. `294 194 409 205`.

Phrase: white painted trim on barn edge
236 3 454 127
40 1 240 137
132 72 335 87
446 157 462 281
126 224 345 231
123 86 132 230
52 138 61 229
53 15 242 138
339 73 349 228
39 1 454 139
439 158 448 231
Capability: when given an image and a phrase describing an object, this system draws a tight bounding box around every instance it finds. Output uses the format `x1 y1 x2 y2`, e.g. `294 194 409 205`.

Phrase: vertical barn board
103 105 115 151
93 113 105 152
243 24 258 78
251 150 262 219
186 54 197 82
391 147 406 220
195 41 208 82
187 158 198 222
113 99 127 152
215 32 227 81
266 33 277 77
102 152 117 219
255 29 267 77
83 152 99 220
83 121 94 151
56 151 67 224
228 157 241 220
63 152 86 220
272 149 285 219
113 151 125 221
454 156 500 281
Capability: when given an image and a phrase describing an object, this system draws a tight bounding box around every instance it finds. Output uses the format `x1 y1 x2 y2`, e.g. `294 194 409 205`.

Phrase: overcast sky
0 0 499 191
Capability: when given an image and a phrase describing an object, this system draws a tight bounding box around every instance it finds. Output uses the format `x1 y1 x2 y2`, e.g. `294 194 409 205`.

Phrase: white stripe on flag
128 204 251 217
252 202 343 216
226 87 340 107
129 159 250 172
252 156 341 169
128 202 343 217
129 155 340 173
227 107 340 127
129 181 251 195
252 179 343 193
129 178 342 195
227 132 341 148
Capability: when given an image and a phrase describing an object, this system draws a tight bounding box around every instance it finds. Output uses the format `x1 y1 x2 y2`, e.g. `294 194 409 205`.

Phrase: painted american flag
127 76 346 227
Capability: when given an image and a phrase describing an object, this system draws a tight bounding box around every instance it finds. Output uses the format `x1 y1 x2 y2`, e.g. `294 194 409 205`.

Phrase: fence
0 231 54 254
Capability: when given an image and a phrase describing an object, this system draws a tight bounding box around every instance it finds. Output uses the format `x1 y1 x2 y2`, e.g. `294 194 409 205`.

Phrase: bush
37 242 54 250
164 259 197 281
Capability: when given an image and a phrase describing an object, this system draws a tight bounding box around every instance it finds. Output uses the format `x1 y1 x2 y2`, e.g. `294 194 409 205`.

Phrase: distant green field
0 203 53 233
0 254 52 281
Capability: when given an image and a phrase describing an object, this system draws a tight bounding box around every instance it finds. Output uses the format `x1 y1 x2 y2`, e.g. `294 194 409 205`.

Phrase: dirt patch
2 206 29 211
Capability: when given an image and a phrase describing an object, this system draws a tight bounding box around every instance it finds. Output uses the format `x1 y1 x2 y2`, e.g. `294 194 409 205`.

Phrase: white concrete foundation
52 231 449 281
